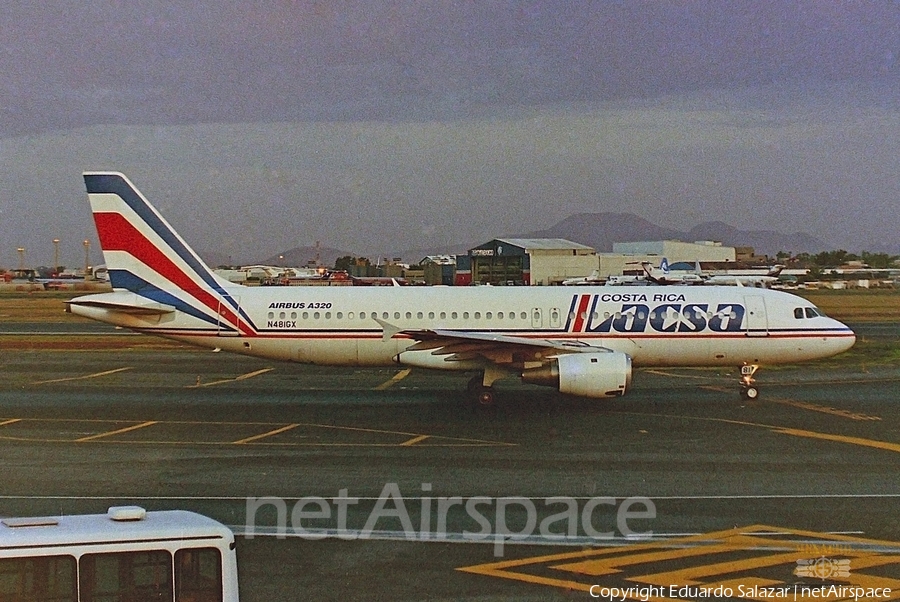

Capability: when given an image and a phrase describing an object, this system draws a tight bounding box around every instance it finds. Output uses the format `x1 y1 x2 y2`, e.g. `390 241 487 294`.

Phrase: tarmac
1 319 899 601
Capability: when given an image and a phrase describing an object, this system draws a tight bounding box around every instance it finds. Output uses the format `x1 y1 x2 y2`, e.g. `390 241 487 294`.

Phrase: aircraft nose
833 320 856 353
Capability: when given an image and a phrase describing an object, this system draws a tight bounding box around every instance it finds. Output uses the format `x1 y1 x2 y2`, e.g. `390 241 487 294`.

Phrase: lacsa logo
566 295 745 334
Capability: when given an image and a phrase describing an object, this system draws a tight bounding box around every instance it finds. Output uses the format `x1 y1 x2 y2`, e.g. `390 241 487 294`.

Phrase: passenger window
794 308 804 319
451 312 458 319
175 548 223 602
267 312 274 320
80 550 172 602
0 555 77 601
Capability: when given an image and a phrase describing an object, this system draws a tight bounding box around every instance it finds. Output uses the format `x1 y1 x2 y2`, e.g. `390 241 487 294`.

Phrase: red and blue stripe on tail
83 172 254 335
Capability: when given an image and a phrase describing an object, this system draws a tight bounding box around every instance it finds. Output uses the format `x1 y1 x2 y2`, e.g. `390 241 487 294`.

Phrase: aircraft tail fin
82 172 248 332
659 257 669 274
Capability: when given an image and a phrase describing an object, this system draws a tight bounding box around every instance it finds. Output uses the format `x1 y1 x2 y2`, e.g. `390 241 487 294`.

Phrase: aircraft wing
376 318 609 365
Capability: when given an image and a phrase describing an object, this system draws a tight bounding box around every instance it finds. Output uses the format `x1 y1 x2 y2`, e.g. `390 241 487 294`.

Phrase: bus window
80 550 172 602
0 555 76 602
175 548 223 602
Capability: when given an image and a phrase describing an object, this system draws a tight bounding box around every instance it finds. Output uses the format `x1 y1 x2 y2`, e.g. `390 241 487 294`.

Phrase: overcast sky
3 1 900 267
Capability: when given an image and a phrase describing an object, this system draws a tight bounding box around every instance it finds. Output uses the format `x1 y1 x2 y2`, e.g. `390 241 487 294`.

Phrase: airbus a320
68 173 856 404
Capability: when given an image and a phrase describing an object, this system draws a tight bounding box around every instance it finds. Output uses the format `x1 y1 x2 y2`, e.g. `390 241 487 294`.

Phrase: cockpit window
805 307 820 318
794 308 804 319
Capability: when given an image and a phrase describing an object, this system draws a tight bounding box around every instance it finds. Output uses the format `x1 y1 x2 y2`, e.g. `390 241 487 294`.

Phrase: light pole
52 238 60 274
83 240 90 278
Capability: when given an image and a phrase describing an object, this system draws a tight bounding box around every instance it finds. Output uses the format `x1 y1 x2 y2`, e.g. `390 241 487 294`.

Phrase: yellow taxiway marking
373 368 412 390
75 421 158 442
615 410 900 456
32 367 133 385
771 426 900 454
769 396 881 421
187 368 274 388
233 423 300 444
458 525 900 598
0 418 513 447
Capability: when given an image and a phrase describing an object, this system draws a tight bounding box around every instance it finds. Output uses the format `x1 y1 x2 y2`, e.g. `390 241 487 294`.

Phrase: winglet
374 318 402 342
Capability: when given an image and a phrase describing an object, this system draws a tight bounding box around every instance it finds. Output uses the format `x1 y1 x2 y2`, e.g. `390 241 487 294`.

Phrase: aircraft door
743 295 768 337
217 295 241 337
549 307 562 329
531 307 543 329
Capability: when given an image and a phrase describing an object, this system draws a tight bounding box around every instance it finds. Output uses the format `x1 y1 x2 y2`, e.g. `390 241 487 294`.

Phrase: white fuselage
70 285 855 370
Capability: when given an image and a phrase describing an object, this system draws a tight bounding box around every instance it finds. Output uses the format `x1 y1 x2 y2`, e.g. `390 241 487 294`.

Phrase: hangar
456 238 597 286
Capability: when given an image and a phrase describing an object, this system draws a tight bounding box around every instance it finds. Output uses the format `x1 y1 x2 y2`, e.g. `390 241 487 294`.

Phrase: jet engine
522 352 632 399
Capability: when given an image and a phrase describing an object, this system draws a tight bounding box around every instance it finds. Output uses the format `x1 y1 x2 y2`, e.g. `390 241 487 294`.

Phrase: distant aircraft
643 259 783 288
561 270 604 286
640 258 705 285
67 173 855 403
701 264 784 287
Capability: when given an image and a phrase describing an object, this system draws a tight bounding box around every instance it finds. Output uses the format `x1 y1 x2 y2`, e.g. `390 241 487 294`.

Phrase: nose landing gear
740 364 760 399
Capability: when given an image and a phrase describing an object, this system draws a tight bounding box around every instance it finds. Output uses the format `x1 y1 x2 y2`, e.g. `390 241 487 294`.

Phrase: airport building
612 240 736 263
456 238 597 286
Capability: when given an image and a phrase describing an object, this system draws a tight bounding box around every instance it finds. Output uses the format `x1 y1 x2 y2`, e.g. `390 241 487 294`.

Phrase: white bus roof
0 507 233 552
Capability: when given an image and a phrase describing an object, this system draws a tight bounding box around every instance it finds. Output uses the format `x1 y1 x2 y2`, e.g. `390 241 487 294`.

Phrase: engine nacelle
522 352 632 399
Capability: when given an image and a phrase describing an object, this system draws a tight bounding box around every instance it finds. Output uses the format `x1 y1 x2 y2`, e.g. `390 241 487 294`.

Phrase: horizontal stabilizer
67 293 175 316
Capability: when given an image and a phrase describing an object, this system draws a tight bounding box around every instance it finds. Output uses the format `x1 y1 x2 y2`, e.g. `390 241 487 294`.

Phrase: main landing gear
467 376 495 406
466 367 506 408
740 364 760 400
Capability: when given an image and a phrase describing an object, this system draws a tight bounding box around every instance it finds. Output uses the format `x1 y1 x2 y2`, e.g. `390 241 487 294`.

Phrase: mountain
525 213 830 256
257 245 355 268
685 221 830 256
527 213 684 251
393 213 831 261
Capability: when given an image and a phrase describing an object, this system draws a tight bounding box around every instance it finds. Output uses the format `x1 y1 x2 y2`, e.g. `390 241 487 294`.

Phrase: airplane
67 173 856 403
561 270 604 286
642 258 782 288
639 258 705 285
701 263 784 287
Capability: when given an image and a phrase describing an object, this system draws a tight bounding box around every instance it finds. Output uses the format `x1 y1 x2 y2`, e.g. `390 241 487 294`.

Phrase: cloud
3 81 900 268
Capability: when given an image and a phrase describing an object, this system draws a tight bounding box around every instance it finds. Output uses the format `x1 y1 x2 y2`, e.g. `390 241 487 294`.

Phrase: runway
1 322 899 600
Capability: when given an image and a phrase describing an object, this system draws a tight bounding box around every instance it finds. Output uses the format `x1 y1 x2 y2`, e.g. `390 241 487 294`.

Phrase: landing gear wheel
476 388 495 406
739 364 760 400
